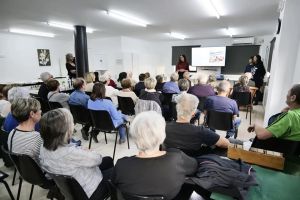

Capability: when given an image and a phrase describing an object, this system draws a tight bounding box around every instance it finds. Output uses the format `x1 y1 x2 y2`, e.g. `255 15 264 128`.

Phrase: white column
264 0 300 125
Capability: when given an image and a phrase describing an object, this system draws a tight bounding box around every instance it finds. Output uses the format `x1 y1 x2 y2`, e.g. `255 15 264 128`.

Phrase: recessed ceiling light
48 21 94 33
208 0 221 19
169 32 186 40
106 10 148 27
9 28 55 38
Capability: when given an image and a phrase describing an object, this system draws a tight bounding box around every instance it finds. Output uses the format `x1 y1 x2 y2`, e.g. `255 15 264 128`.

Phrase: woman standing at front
176 54 189 80
65 53 76 79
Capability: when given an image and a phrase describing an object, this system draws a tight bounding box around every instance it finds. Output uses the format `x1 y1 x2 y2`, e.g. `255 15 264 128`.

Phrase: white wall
264 0 300 125
0 33 73 83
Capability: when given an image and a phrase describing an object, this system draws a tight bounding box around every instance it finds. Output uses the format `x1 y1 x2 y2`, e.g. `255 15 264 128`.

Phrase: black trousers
90 157 114 200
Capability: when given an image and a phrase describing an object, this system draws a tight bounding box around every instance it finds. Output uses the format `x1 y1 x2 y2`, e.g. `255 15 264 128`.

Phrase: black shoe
81 129 89 140
253 101 258 105
92 132 99 143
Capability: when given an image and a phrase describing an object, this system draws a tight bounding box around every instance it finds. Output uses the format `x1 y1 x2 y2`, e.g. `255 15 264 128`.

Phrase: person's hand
248 124 255 133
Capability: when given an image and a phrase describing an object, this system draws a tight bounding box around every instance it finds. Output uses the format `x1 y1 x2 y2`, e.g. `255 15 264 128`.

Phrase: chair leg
29 184 34 200
12 168 17 186
16 178 23 200
104 132 107 144
250 108 252 125
126 125 130 149
88 132 93 149
246 106 248 119
1 180 15 200
113 131 118 162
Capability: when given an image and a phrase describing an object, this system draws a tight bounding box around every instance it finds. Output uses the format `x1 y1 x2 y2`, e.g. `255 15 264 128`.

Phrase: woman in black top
253 54 266 104
112 111 197 199
65 53 76 79
139 77 162 107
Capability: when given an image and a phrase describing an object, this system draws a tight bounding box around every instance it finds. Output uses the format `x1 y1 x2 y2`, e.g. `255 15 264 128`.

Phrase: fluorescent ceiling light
9 28 55 37
209 0 221 19
48 21 94 33
107 10 148 27
169 32 186 40
225 28 233 37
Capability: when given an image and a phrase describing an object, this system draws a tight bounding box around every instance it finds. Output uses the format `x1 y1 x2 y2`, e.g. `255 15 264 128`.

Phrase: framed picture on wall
37 49 51 66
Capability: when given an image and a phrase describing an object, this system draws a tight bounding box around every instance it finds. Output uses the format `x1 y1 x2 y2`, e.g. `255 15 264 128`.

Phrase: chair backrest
89 110 116 131
9 153 50 186
134 99 162 115
69 105 92 125
161 93 175 106
85 91 91 96
118 96 135 115
33 96 50 113
206 110 233 131
48 173 88 200
197 96 207 111
251 137 300 156
48 101 63 110
232 92 251 106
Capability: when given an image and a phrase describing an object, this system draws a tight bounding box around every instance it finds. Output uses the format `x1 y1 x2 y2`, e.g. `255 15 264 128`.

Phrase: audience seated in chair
155 75 165 92
188 73 215 98
47 79 70 109
112 111 197 200
7 98 42 164
162 72 180 94
207 74 218 92
134 73 146 96
231 75 250 98
39 108 114 199
69 78 91 140
38 72 53 101
183 71 192 88
118 78 138 104
139 77 162 108
99 75 119 107
0 85 13 118
116 72 127 89
103 71 117 89
88 83 128 144
84 72 95 92
204 80 241 138
248 84 300 141
165 94 230 157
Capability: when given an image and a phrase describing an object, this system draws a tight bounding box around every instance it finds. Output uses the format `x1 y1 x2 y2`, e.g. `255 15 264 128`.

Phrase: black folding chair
232 92 252 124
197 96 207 112
85 91 92 96
0 170 15 200
117 96 135 116
89 110 129 161
32 96 51 114
48 101 63 110
69 105 92 126
162 93 176 121
9 153 55 200
48 173 100 200
251 137 300 156
1 146 17 186
206 110 238 138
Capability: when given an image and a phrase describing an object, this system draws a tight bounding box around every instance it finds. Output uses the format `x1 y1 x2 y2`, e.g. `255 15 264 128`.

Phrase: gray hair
40 72 52 82
217 80 231 93
183 71 190 79
130 111 166 152
170 72 179 82
8 87 30 103
176 94 199 119
239 75 249 87
178 79 190 91
144 77 157 90
65 53 74 62
40 108 74 151
197 73 209 84
156 75 163 83
11 98 41 123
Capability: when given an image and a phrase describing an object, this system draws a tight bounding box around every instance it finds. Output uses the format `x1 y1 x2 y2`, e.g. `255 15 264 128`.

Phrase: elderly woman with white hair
162 72 180 94
139 77 162 107
38 72 53 100
188 73 215 98
112 111 197 199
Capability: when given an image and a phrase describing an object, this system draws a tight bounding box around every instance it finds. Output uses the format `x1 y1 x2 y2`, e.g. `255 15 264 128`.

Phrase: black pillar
74 25 89 77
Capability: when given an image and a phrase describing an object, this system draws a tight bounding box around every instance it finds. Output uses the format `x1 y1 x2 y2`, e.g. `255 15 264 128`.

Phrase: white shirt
105 85 119 107
0 100 10 117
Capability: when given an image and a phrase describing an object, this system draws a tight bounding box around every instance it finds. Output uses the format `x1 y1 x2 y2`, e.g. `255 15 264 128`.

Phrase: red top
176 62 189 71
108 79 117 88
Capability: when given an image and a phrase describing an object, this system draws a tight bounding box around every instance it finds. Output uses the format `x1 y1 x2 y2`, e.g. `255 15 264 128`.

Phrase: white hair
170 72 179 82
144 77 157 89
197 73 209 84
40 72 52 82
176 93 199 119
130 111 166 152
8 87 30 103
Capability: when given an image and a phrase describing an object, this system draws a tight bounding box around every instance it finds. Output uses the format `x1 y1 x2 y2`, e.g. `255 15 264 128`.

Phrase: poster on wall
37 49 51 66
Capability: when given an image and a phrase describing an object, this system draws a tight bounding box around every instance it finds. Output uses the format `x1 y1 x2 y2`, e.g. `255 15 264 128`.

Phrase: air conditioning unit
232 37 255 45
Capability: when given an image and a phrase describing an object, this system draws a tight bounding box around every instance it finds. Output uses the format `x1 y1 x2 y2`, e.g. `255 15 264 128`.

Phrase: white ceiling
0 0 280 41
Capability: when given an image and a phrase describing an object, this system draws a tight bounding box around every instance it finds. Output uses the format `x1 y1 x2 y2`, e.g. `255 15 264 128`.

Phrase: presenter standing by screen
176 54 189 80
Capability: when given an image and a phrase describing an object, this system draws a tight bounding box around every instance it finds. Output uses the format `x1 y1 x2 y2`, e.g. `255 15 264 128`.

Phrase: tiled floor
0 105 264 200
